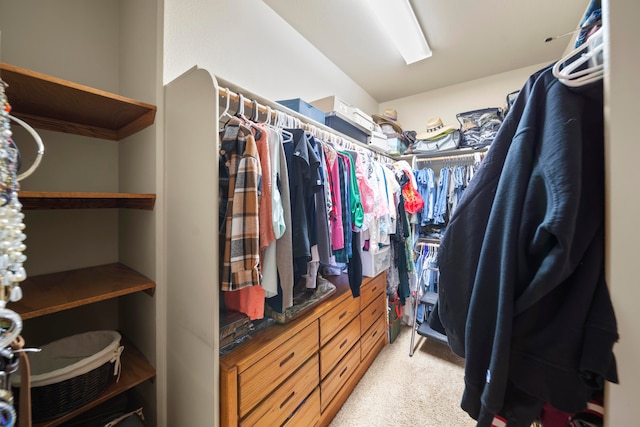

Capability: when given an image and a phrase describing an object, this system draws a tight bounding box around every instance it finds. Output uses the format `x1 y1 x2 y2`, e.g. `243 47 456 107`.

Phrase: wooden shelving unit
0 62 156 141
1 61 158 424
8 263 156 320
19 191 156 210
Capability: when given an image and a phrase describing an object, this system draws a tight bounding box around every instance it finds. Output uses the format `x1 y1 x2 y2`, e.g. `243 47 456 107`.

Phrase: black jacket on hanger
434 65 618 426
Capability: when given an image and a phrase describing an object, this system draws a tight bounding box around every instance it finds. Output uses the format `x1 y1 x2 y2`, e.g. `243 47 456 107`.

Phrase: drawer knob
280 391 296 409
338 311 348 320
279 352 295 367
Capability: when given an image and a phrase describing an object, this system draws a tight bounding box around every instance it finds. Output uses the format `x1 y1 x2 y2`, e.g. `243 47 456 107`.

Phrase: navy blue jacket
436 66 618 426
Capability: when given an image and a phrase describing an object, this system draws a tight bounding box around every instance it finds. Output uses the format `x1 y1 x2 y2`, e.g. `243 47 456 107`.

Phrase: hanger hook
10 115 45 182
250 100 259 122
218 88 231 121
237 94 245 117
265 106 272 125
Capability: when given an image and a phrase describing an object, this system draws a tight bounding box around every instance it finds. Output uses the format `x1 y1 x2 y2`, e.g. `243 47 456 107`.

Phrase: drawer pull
371 330 378 338
371 286 377 294
280 391 296 409
339 338 348 349
339 366 349 378
370 307 378 316
279 352 295 367
338 310 348 320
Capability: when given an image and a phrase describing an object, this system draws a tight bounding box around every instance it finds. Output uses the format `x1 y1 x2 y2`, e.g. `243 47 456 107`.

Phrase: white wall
163 0 378 114
603 0 640 425
379 62 550 134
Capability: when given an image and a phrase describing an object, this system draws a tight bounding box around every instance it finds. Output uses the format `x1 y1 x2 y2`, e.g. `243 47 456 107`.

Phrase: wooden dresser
220 271 388 426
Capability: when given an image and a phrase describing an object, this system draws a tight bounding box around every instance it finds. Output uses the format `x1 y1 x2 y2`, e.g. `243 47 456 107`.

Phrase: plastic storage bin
277 98 326 124
360 245 391 277
369 130 389 151
352 107 375 133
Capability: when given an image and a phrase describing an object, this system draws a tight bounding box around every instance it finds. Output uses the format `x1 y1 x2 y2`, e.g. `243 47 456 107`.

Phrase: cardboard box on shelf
310 95 353 117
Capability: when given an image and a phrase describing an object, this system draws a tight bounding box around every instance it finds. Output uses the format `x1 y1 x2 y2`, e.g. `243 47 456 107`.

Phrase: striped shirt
219 117 262 291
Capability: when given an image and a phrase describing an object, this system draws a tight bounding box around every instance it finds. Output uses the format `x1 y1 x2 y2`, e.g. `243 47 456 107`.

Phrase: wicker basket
12 330 124 422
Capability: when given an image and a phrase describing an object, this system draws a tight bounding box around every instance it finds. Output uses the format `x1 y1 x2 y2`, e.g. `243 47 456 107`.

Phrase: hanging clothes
390 168 411 306
219 117 262 291
283 128 322 281
334 153 351 263
415 167 437 226
217 93 407 320
432 64 618 426
324 143 345 253
219 117 265 320
265 128 296 313
313 138 332 266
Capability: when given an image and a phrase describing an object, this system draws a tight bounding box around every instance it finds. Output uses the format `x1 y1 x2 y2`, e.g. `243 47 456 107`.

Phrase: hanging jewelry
0 78 27 306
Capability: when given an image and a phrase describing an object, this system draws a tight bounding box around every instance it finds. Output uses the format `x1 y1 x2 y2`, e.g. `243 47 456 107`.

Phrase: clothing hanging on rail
413 155 483 239
414 243 439 324
219 117 262 291
431 59 618 426
219 117 265 320
218 91 410 322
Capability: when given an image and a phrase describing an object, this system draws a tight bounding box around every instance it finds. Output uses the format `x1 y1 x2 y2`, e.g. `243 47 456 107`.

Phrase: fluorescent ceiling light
367 0 432 65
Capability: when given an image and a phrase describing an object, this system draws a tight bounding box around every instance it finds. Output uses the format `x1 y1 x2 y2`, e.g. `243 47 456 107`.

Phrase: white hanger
9 115 45 181
553 27 604 87
250 100 260 122
218 88 233 121
265 106 272 125
273 111 293 142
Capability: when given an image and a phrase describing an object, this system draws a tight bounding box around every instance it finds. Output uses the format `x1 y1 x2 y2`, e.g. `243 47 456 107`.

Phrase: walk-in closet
0 0 638 426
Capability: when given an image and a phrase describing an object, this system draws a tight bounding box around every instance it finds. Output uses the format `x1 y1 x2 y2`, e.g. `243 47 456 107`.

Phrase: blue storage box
325 113 369 144
277 98 325 124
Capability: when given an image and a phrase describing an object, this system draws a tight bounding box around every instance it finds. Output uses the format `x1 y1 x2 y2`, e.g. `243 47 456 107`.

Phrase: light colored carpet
329 324 476 427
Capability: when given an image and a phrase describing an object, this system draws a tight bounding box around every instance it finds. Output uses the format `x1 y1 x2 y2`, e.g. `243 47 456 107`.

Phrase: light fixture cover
368 0 432 64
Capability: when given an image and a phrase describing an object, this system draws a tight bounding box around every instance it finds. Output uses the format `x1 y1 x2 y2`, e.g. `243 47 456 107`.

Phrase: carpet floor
329 324 476 427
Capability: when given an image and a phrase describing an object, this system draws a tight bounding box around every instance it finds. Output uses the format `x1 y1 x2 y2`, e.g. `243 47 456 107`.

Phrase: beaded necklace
0 78 26 306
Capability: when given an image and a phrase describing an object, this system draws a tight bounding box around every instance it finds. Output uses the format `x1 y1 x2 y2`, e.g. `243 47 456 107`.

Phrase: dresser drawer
360 291 386 336
320 341 361 412
240 354 319 427
360 272 385 311
320 316 360 379
361 312 386 361
238 321 319 417
319 294 360 346
282 387 320 427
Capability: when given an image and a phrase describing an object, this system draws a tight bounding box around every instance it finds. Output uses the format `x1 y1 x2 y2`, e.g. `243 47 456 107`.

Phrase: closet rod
416 238 440 247
215 75 395 161
414 148 488 163
218 87 276 122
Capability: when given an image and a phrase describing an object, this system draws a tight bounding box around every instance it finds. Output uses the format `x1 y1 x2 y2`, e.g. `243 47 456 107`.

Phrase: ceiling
263 0 589 103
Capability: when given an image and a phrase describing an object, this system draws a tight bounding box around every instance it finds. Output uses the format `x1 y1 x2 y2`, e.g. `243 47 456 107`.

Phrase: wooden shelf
19 191 156 210
8 263 155 320
33 338 157 427
0 62 156 141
